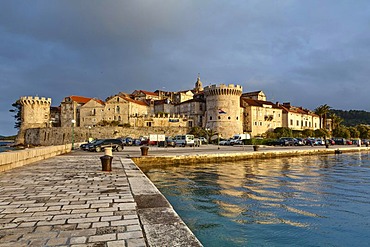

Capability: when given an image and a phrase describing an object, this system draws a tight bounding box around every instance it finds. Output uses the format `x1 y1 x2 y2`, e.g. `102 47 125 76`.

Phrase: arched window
116 106 120 113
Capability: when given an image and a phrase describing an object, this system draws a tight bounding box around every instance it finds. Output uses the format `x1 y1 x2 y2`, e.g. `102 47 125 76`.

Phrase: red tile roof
69 95 92 104
69 95 104 105
120 96 149 106
241 98 279 108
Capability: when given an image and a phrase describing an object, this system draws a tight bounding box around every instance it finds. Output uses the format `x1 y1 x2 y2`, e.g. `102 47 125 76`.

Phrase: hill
331 109 370 126
0 135 16 140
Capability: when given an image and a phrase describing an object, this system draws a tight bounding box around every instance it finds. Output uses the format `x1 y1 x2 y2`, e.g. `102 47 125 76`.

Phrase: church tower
194 74 203 93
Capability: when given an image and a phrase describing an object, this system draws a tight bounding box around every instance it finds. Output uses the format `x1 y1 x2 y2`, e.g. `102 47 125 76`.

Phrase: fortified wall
24 126 189 146
204 84 243 138
16 96 51 145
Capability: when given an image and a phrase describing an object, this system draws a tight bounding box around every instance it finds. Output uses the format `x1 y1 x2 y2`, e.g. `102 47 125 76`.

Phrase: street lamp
88 126 91 142
71 119 76 150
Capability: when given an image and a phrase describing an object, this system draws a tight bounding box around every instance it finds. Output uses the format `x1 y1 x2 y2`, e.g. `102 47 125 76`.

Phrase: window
254 121 258 126
297 120 299 126
146 122 152 127
210 116 213 120
228 116 231 120
290 119 293 125
218 116 221 119
116 106 120 113
236 117 239 120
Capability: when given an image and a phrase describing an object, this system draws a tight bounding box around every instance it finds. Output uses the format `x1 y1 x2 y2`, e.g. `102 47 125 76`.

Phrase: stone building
17 76 327 145
79 98 105 127
104 95 149 126
242 91 267 101
204 84 243 138
241 98 283 137
277 102 320 131
60 95 98 127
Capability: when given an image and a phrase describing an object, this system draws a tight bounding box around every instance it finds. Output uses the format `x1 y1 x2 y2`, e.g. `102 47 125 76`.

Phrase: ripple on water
145 153 370 247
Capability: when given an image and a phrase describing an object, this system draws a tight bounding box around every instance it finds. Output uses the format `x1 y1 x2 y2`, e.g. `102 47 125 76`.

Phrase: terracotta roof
69 95 92 104
90 98 105 106
277 103 318 116
242 90 264 96
241 98 279 108
132 90 158 96
120 96 149 106
67 95 105 106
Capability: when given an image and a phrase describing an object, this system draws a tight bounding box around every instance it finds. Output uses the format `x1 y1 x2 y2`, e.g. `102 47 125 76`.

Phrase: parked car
165 137 176 147
219 139 231 145
333 138 346 145
278 137 296 146
327 139 335 145
88 139 124 152
122 137 133 146
294 138 305 146
80 139 99 151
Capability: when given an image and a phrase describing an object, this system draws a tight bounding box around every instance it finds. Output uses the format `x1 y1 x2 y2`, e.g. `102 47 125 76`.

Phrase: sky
1 0 370 136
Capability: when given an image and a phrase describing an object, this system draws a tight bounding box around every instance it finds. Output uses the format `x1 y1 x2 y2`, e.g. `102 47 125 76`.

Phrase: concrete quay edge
131 145 370 166
122 158 203 247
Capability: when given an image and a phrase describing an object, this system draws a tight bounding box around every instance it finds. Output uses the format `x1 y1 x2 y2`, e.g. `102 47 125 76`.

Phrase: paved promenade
0 151 202 247
1 144 368 246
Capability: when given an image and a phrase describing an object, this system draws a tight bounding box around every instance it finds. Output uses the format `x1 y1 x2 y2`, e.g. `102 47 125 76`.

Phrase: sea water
143 153 370 247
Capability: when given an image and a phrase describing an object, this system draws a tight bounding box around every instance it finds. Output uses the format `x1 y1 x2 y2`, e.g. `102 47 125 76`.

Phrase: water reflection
143 153 370 247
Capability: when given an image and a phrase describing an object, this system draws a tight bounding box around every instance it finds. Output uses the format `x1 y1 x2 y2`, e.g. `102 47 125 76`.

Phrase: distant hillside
331 109 370 126
0 135 16 140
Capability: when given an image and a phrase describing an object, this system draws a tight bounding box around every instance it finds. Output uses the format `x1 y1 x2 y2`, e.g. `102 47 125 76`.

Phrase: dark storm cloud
1 0 370 135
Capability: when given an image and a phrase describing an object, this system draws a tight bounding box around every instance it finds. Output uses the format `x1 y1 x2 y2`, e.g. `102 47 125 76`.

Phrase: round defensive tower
204 84 243 139
16 96 51 144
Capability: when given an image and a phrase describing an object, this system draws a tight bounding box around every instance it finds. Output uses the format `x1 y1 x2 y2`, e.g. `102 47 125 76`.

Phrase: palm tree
329 113 343 131
315 104 331 129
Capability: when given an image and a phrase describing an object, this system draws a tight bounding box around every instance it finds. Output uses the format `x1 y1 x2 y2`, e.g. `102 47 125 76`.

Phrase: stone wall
0 144 72 172
24 126 189 146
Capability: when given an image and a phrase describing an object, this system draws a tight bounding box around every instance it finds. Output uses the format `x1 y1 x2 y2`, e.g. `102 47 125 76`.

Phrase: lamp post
88 126 91 142
71 119 76 150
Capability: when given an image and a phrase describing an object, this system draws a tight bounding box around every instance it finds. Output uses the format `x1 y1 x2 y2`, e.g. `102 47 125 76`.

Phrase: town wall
24 126 189 146
16 96 51 145
204 84 243 138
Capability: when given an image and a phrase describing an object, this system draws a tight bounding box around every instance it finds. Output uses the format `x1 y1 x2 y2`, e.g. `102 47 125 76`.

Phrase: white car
219 139 230 145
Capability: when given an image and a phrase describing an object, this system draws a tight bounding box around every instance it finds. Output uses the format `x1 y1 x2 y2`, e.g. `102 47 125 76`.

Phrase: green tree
9 100 22 130
302 129 315 137
329 113 343 131
356 125 370 139
348 127 360 138
332 126 350 138
315 104 331 129
273 127 292 138
314 128 329 138
189 127 206 137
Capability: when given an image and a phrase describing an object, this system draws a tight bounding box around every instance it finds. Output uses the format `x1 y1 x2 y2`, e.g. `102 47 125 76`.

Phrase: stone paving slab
0 152 203 247
0 154 146 247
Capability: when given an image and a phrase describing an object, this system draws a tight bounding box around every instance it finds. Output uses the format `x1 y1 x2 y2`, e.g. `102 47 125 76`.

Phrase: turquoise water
143 153 370 247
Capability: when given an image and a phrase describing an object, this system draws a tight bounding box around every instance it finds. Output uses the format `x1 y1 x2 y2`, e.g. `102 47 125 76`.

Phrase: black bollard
100 155 113 171
140 146 149 156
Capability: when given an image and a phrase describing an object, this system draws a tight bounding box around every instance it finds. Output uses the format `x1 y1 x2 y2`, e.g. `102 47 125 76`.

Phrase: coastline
130 145 370 166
